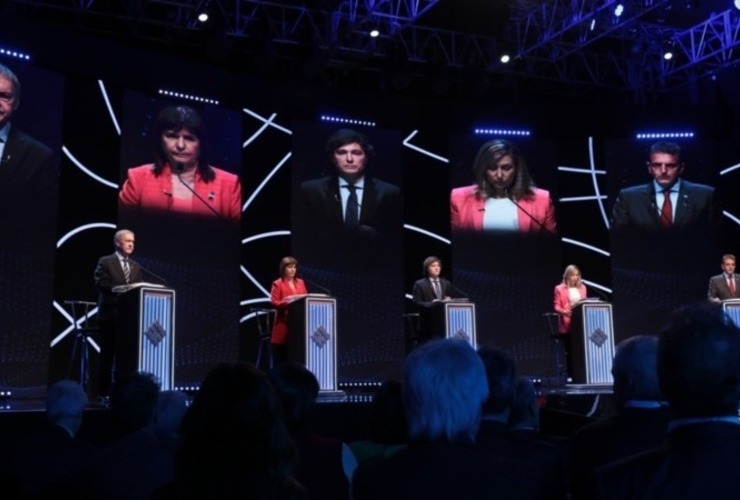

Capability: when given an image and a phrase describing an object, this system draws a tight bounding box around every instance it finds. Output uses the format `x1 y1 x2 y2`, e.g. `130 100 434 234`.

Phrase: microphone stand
505 188 557 235
174 163 229 221
299 276 333 296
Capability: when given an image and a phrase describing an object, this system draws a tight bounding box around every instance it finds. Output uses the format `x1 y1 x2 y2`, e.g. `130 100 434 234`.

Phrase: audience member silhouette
509 376 540 432
349 379 408 466
475 347 567 500
9 379 94 499
598 303 740 499
571 335 668 500
353 338 542 500
153 361 305 500
268 363 354 500
80 371 176 500
153 389 189 441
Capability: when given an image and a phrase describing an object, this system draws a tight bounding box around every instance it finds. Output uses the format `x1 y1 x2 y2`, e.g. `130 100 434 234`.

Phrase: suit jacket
270 277 308 344
611 180 719 231
571 406 671 500
353 441 543 500
597 421 740 500
118 163 242 220
450 185 557 233
412 277 453 305
553 283 588 334
94 253 143 321
707 274 740 301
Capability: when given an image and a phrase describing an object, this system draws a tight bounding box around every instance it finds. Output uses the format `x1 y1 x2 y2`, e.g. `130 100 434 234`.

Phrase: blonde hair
562 264 582 286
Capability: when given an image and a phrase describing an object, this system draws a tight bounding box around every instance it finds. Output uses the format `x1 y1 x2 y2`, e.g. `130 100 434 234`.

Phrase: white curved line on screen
723 211 740 226
557 166 606 175
402 130 449 163
242 152 292 212
720 163 740 176
57 222 117 248
240 298 271 307
50 303 100 350
62 146 119 189
559 195 608 202
404 224 451 244
240 265 271 297
582 279 612 294
241 230 291 245
242 112 290 147
561 237 611 257
97 80 121 136
588 137 611 230
404 293 413 301
242 108 292 135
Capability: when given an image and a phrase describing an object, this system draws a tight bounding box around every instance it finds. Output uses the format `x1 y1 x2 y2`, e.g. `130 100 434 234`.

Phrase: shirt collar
338 176 365 190
653 178 681 193
0 122 10 143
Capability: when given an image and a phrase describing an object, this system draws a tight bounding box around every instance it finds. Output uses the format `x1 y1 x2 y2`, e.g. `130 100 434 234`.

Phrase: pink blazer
119 163 242 220
450 185 557 233
270 278 308 344
553 283 588 334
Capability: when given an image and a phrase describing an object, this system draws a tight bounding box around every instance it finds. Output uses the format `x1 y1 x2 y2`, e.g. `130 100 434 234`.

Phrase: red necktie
660 189 672 228
730 277 736 298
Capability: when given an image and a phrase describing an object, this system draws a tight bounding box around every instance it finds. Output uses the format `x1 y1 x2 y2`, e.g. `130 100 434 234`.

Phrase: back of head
477 346 517 417
612 335 662 408
509 376 539 431
267 362 320 434
403 339 488 443
154 390 189 438
109 371 160 433
658 303 740 417
46 379 88 435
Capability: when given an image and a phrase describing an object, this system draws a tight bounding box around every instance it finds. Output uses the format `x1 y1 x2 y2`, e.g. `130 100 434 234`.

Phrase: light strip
320 115 376 127
158 89 219 105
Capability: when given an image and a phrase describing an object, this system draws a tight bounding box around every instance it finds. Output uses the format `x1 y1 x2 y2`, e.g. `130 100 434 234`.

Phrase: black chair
64 300 99 395
402 312 421 355
543 312 568 384
250 308 276 370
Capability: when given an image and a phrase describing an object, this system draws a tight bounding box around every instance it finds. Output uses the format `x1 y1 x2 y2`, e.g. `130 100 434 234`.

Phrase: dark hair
278 256 298 277
422 256 441 277
611 335 662 407
325 129 375 167
477 346 517 416
648 141 681 159
472 139 535 200
152 106 216 182
658 302 740 417
267 363 320 434
110 371 160 433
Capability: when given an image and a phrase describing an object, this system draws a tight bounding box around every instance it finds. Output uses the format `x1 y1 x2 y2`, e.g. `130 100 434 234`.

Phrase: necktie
433 280 442 299
344 185 359 227
123 258 131 284
730 277 736 298
660 189 672 228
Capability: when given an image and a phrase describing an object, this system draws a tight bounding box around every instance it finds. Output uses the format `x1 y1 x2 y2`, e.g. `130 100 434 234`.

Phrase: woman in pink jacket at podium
553 264 588 334
270 256 308 363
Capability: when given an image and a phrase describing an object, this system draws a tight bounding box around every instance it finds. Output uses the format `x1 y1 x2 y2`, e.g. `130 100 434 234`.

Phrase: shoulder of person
300 175 331 189
530 187 551 199
680 179 715 194
451 184 477 197
9 127 53 156
209 166 239 181
367 176 400 192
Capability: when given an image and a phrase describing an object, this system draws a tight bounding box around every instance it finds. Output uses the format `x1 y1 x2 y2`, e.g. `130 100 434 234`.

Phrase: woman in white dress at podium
270 256 308 364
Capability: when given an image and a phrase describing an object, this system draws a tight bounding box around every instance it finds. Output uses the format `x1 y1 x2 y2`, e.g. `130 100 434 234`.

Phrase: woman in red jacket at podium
553 264 588 334
270 256 308 364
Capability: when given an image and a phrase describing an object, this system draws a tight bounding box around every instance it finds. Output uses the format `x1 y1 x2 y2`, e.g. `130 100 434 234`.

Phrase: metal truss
7 0 740 96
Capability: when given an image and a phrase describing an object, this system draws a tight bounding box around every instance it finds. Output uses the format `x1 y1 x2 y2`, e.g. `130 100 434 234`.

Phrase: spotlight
197 11 209 23
735 0 740 10
662 40 674 60
369 29 380 38
500 53 511 64
663 50 673 60
614 4 624 17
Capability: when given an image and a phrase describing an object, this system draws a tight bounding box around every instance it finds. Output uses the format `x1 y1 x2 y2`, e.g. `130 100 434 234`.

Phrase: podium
722 299 740 327
116 283 176 390
570 299 615 385
418 300 477 348
287 294 339 393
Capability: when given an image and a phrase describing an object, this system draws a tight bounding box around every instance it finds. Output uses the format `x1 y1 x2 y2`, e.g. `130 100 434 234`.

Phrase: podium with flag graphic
116 284 176 390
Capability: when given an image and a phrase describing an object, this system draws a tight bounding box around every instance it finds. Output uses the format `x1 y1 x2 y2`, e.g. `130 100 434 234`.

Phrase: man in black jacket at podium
411 256 455 347
94 229 142 399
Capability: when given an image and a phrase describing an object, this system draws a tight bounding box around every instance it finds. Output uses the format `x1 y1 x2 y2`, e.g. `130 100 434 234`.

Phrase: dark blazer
611 180 719 231
94 253 143 320
0 126 55 194
353 441 543 500
707 274 740 301
571 406 671 500
597 421 740 500
412 277 453 305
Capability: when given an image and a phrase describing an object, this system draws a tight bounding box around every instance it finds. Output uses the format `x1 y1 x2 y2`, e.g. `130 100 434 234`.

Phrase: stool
250 308 276 370
402 312 421 355
543 312 568 382
64 300 99 395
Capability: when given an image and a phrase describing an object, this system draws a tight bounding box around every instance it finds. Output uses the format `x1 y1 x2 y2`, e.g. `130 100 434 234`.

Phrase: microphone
173 163 228 221
137 262 169 286
299 276 332 296
584 283 610 302
505 188 557 235
448 282 470 301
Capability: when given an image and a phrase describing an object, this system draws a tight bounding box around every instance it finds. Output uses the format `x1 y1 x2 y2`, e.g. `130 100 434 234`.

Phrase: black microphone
137 262 169 287
584 283 610 302
505 188 557 235
447 282 470 301
299 275 332 296
174 163 228 221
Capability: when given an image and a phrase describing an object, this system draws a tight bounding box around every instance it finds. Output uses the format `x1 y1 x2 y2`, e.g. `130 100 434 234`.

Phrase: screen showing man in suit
708 254 739 303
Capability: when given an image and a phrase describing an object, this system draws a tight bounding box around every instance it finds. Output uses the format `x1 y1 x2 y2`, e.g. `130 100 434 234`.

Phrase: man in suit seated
597 303 740 499
571 335 669 500
353 339 543 500
611 141 719 232
707 253 740 303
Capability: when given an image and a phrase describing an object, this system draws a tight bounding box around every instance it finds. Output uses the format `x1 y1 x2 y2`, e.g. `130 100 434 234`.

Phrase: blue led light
635 132 695 139
0 48 31 61
474 128 531 137
158 89 220 105
320 115 376 127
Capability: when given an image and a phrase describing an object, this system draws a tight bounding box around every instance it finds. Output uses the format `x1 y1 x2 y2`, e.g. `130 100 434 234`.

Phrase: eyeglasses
648 162 681 169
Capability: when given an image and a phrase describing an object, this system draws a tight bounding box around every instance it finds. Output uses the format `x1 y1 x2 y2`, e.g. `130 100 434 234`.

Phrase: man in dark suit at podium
94 229 142 399
708 254 740 303
411 256 454 344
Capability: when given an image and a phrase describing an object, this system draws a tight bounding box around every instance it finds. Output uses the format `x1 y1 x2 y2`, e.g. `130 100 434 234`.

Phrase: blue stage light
320 115 376 127
635 132 695 139
0 47 31 61
474 128 531 137
158 89 219 105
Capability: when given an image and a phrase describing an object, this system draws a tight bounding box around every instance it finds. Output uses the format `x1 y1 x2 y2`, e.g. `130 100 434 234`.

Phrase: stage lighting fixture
474 128 531 137
320 115 376 127
662 39 675 60
370 29 380 38
614 4 624 17
635 132 694 139
500 53 511 64
734 0 740 10
0 47 31 61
